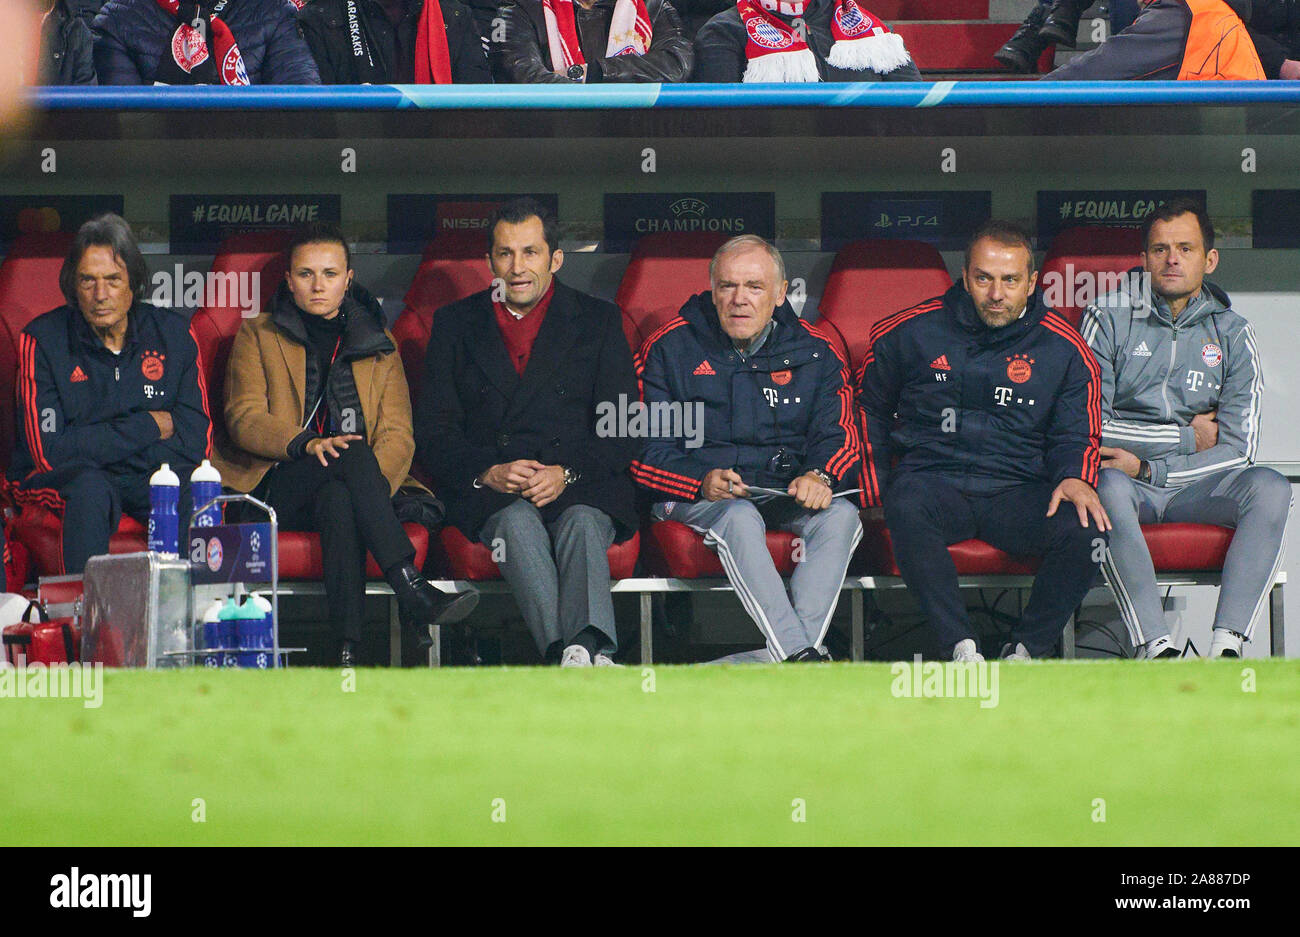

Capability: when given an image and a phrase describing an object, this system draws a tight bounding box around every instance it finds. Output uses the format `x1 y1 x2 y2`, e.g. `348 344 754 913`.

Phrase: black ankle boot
995 1 1052 72
386 563 480 629
1039 0 1090 48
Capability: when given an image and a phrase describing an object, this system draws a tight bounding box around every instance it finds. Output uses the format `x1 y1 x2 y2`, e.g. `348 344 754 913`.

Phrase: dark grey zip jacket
1081 275 1262 488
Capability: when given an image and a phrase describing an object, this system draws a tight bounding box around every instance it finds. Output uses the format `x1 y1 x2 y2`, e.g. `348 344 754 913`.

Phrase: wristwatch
566 64 586 82
809 468 834 489
562 465 581 486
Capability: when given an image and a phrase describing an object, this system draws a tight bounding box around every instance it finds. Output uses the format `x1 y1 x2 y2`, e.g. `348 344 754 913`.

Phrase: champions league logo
747 17 793 50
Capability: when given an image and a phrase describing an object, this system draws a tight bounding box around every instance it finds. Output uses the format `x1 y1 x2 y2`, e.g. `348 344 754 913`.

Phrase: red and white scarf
153 0 249 85
541 0 654 75
737 0 910 83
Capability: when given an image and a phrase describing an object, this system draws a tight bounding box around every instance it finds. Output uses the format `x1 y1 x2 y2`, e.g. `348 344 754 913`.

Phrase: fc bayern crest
747 16 793 50
223 46 251 86
172 24 210 74
834 1 875 37
1201 342 1223 368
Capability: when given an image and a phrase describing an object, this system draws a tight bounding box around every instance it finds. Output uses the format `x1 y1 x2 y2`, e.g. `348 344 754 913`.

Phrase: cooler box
80 552 193 668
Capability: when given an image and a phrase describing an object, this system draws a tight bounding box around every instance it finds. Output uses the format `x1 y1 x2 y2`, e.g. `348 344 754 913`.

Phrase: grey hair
60 213 149 307
709 235 786 287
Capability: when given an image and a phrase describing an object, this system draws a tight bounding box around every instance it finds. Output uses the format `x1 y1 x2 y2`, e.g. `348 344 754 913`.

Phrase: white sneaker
560 645 592 668
1137 634 1180 660
952 639 984 663
1000 642 1032 661
1209 629 1245 659
593 653 623 667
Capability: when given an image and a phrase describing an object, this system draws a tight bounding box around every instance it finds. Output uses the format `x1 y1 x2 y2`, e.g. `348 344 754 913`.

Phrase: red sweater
493 282 554 375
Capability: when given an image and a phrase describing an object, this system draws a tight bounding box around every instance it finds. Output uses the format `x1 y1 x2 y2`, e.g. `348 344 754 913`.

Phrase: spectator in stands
494 0 693 83
671 0 730 40
299 0 491 84
1082 200 1291 659
1040 0 1264 80
417 198 639 667
858 221 1107 663
995 0 1139 73
634 235 862 663
92 0 321 84
1250 0 1300 79
9 214 210 574
39 0 97 84
692 0 919 82
214 224 475 667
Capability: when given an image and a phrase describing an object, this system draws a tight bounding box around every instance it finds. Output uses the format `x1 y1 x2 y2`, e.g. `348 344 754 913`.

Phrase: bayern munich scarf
343 0 453 84
153 0 249 85
737 0 911 82
541 0 654 75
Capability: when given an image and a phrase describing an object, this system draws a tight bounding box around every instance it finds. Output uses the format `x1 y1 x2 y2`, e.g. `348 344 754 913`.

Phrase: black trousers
884 472 1105 657
60 466 196 574
253 444 414 644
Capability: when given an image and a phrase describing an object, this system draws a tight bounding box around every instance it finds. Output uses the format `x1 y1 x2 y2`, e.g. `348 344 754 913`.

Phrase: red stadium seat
1040 225 1144 328
0 233 76 476
642 520 798 578
431 525 639 581
401 241 495 323
614 232 728 350
14 504 427 579
817 239 953 373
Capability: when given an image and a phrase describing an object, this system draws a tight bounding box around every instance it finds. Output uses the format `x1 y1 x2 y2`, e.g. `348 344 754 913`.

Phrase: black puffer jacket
692 0 921 82
496 0 693 82
299 0 491 83
92 0 321 84
1250 0 1300 78
40 0 97 84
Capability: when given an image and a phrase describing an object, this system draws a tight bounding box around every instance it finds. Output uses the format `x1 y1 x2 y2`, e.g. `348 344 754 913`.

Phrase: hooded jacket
214 281 418 497
496 0 694 83
40 0 98 85
633 292 860 499
11 300 211 497
298 0 491 83
856 283 1102 506
1080 276 1262 488
92 0 322 84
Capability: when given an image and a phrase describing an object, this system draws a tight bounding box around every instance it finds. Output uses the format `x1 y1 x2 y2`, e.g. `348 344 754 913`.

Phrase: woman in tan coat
213 224 476 666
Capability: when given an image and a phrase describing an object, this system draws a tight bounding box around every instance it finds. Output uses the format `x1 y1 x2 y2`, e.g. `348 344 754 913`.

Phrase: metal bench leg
427 624 441 669
851 589 864 662
639 593 653 665
1063 609 1076 659
389 595 402 667
1270 582 1284 657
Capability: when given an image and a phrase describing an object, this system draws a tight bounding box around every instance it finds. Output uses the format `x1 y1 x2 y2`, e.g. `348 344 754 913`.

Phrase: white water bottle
200 597 224 668
190 459 222 527
147 463 180 556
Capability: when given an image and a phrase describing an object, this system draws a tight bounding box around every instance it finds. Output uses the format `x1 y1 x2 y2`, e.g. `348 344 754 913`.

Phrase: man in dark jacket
859 222 1108 663
92 0 321 84
1042 0 1263 80
10 214 211 574
416 198 640 667
496 0 693 82
299 0 490 83
693 0 920 82
634 236 862 663
39 0 97 84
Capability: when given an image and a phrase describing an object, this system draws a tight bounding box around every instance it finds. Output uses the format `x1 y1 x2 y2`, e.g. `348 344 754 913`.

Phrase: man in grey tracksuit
1081 199 1291 658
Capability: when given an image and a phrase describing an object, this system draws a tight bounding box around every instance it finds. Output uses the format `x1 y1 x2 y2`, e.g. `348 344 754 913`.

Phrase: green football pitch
3 660 1296 846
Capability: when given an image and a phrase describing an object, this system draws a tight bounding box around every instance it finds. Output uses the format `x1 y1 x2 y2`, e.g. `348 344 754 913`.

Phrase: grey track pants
479 499 618 656
1097 465 1291 645
655 496 863 661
